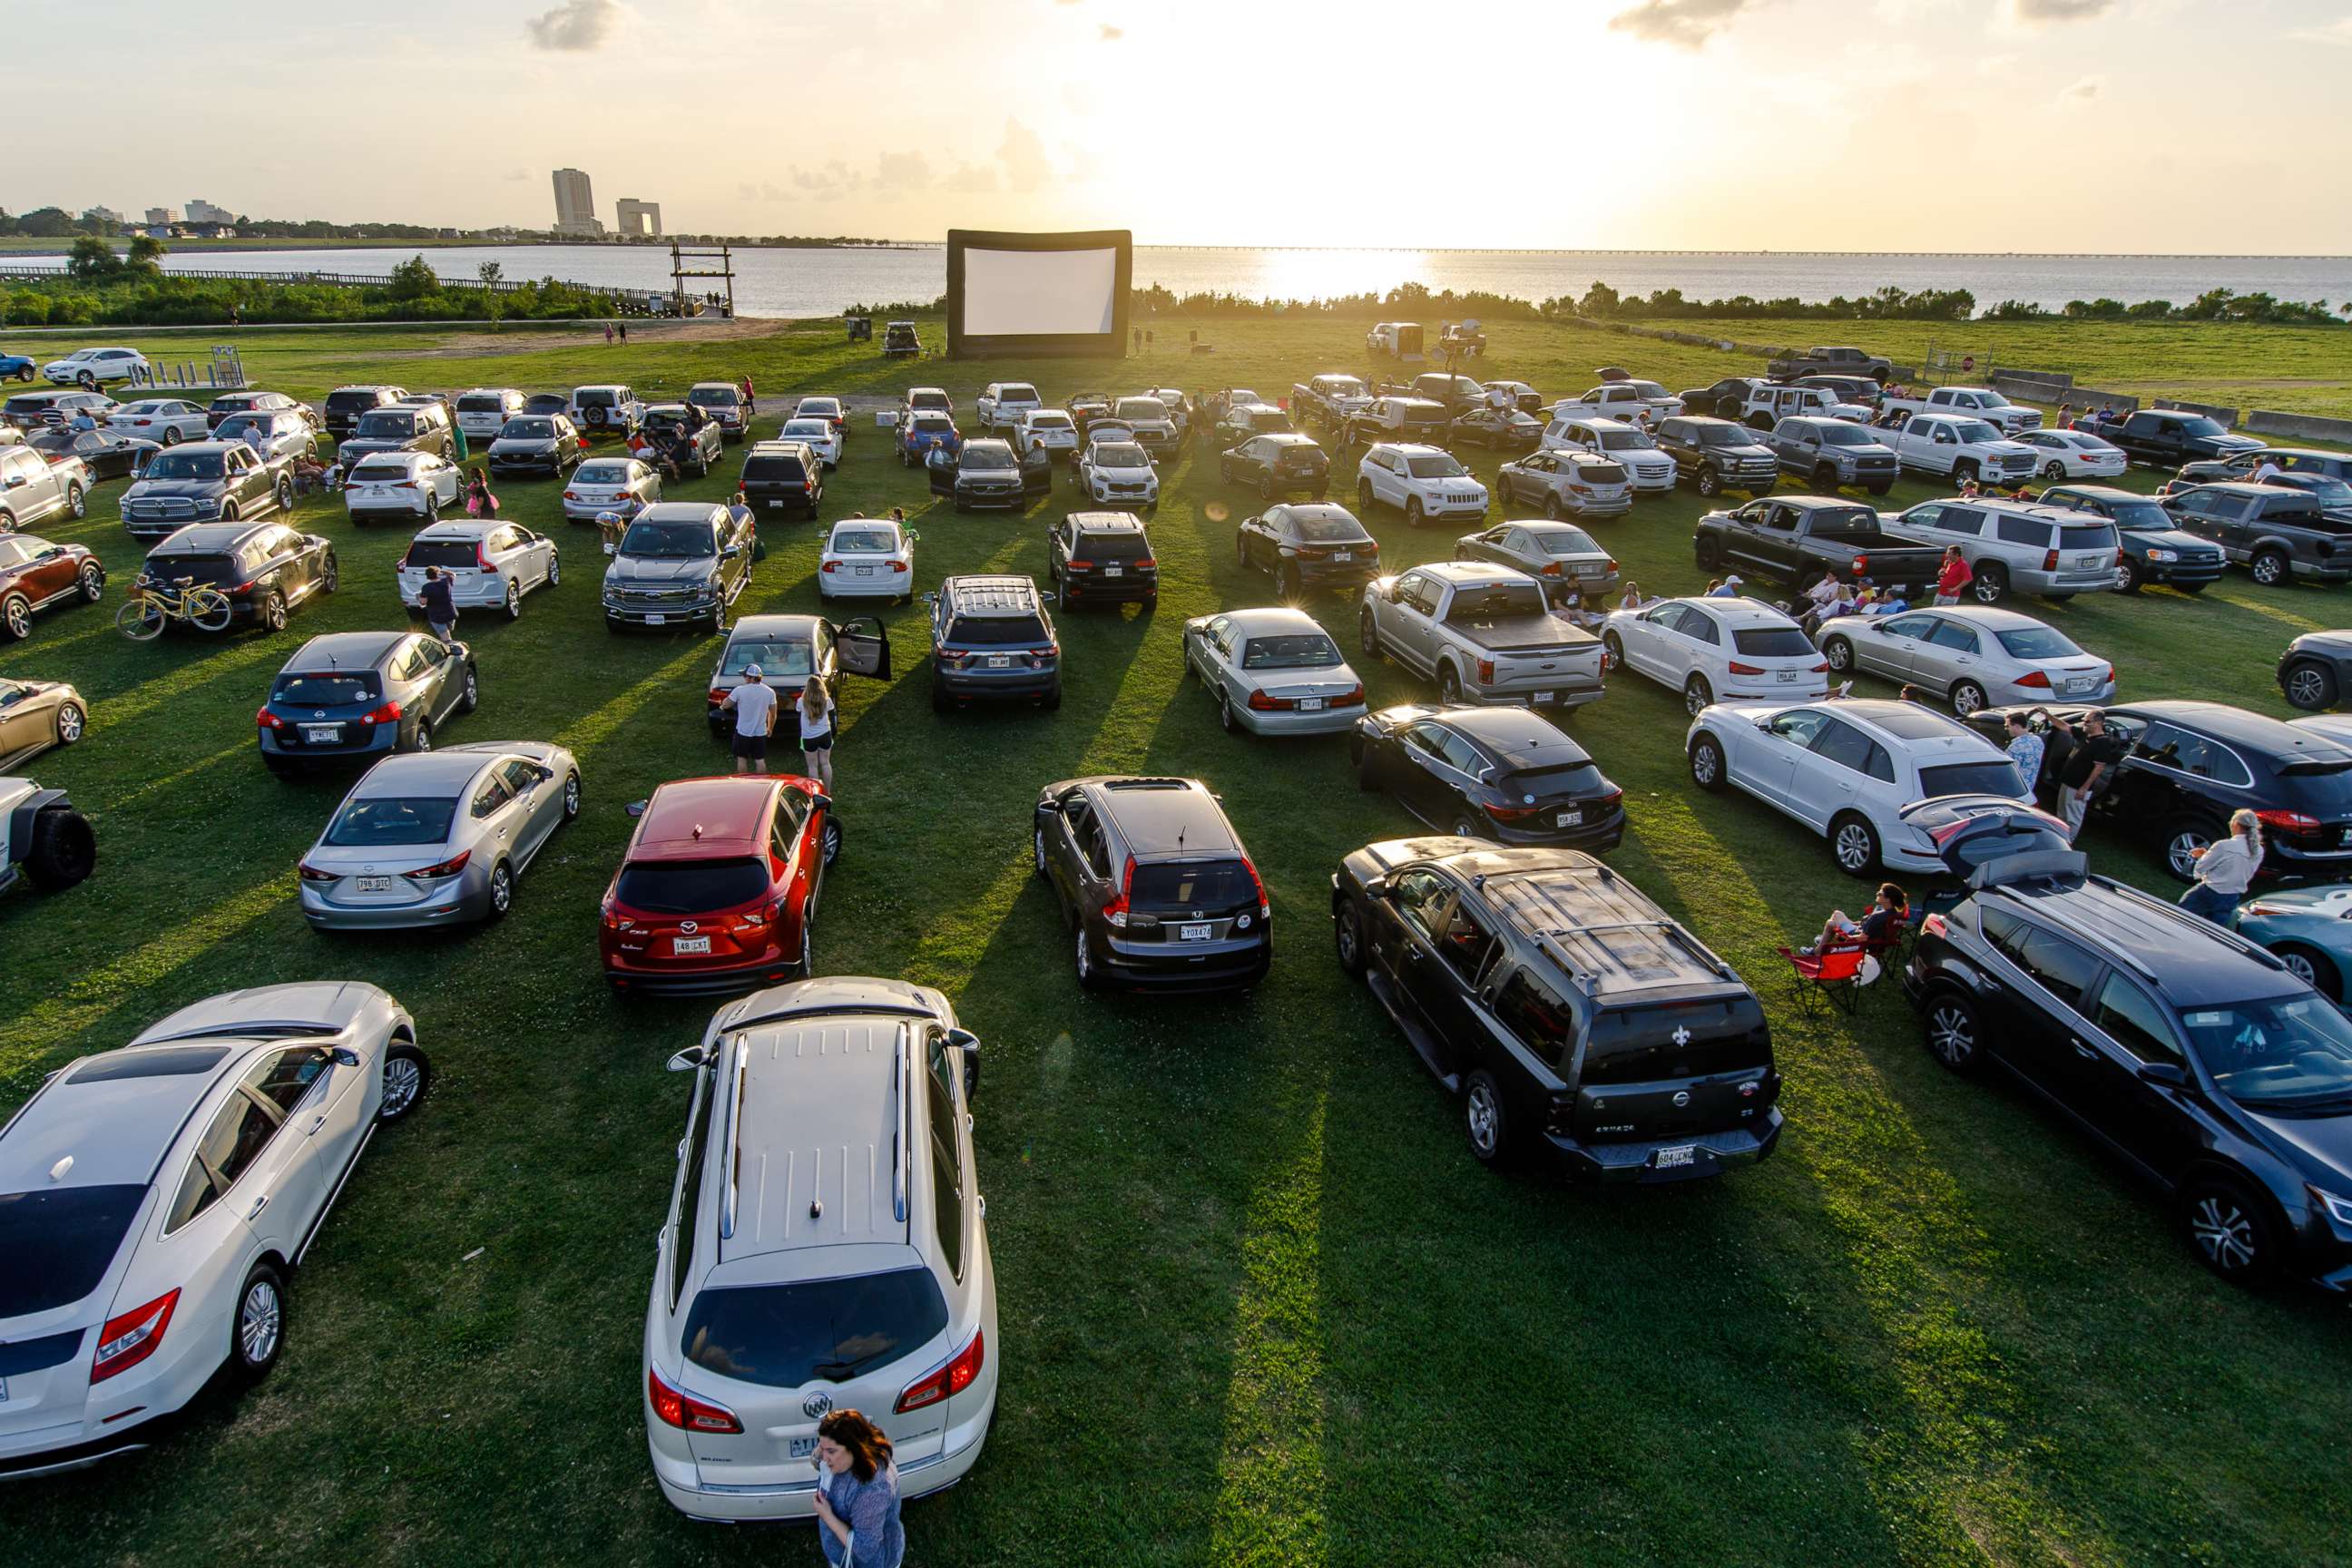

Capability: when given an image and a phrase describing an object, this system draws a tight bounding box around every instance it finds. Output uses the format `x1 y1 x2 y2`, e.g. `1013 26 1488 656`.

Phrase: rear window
0 1185 147 1316
946 613 1047 646
1442 583 1548 622
615 858 770 914
1290 513 1367 543
404 541 481 571
150 552 240 585
2059 524 2117 550
324 796 457 847
1806 506 1879 535
325 390 382 412
1918 760 2026 799
687 387 740 407
1993 626 2082 660
348 459 414 484
829 529 897 554
1132 859 1255 913
1583 1001 1771 1086
1504 762 1604 795
2278 764 2352 813
575 388 620 408
1574 460 1629 484
1240 633 1341 670
681 1269 949 1388
1732 627 1815 657
1081 531 1148 561
574 462 633 485
742 455 807 482
720 637 813 678
1538 529 1601 556
274 671 381 706
456 394 506 412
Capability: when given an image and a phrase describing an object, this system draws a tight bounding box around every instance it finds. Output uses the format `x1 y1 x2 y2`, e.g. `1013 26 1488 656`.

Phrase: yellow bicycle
118 575 233 640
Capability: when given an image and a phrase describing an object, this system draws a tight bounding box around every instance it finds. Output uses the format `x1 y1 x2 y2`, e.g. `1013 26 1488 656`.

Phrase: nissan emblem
1672 1090 1690 1108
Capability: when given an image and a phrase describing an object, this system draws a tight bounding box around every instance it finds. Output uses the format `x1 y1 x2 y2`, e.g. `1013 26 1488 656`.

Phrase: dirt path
392 317 807 359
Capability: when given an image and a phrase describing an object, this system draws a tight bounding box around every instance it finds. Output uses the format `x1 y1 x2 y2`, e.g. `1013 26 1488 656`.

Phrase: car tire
485 859 514 923
503 581 522 620
1602 631 1624 670
378 1041 430 1122
1542 491 1562 520
1074 923 1102 991
53 701 85 748
1358 611 1381 660
1693 536 1720 570
2043 460 2068 480
1814 466 1839 493
1971 563 2009 604
2180 1179 2279 1288
1450 811 1485 840
1334 896 1367 976
1357 478 1375 512
2250 549 2289 587
260 590 289 632
2117 557 2145 594
457 664 479 714
1955 459 1980 485
410 719 433 754
1405 497 1426 529
0 594 30 642
1034 825 1050 877
229 1262 286 1385
274 479 293 514
1437 664 1464 705
1823 635 1855 672
1259 474 1276 502
1463 1069 1515 1169
24 805 95 890
1828 811 1880 877
1690 735 1728 791
2164 817 2218 882
1683 673 1712 716
1950 679 1989 716
2282 659 2337 711
1695 466 1721 497
65 483 85 520
2269 940 2341 1000
562 769 582 821
1921 988 1983 1073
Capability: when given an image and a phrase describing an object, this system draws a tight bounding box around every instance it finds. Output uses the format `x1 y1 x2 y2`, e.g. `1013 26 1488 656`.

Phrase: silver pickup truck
1357 561 1604 711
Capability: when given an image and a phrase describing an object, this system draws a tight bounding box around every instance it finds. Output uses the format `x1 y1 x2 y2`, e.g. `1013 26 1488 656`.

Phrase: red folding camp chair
1779 942 1868 1016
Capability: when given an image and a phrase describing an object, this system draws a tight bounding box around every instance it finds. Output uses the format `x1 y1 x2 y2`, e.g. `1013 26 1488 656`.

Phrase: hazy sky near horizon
7 0 2350 253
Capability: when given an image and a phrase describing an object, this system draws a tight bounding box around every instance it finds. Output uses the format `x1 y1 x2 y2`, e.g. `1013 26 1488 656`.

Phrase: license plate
1653 1145 1697 1170
302 724 338 744
1180 923 1213 941
1104 565 1123 577
986 654 1010 670
767 498 784 508
789 1436 816 1459
671 936 711 956
1556 810 1583 827
2073 554 2102 569
1532 691 1555 704
855 565 873 577
1298 697 1325 711
356 876 397 893
1777 670 1800 682
2065 677 2094 693
1332 551 1352 562
645 613 666 626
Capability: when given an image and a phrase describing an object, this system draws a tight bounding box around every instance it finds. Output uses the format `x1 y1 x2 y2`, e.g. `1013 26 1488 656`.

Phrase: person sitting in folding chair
1804 883 1907 957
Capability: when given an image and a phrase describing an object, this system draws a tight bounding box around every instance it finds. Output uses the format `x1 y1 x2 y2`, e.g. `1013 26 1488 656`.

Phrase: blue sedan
0 349 34 383
2231 886 2352 1000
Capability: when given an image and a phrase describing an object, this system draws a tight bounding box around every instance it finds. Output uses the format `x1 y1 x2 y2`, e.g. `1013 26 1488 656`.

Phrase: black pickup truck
1765 346 1893 384
2102 408 2266 467
1692 495 1944 596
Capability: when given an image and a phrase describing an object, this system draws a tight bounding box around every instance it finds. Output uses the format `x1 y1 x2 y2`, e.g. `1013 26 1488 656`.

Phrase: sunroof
66 1046 230 1083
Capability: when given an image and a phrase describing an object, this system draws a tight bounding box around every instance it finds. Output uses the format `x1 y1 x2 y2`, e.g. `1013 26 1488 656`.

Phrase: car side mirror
625 799 648 818
330 1046 361 1067
603 541 617 555
2136 1061 2188 1089
1361 874 1390 900
666 1045 710 1073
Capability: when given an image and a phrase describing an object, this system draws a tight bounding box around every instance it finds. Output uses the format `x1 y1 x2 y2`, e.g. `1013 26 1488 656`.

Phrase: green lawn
3 317 2349 1568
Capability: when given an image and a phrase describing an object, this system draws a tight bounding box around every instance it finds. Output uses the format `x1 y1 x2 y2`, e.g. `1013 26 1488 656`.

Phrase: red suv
601 775 841 995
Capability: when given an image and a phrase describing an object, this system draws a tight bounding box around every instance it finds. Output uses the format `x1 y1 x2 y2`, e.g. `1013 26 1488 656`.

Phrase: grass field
2 314 2348 1568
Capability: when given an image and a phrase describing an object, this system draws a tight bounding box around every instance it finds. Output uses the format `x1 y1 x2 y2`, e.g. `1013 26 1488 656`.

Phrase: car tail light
1067 558 1093 570
297 862 338 881
476 544 496 573
1853 553 1870 575
1249 690 1289 711
1605 558 1618 572
707 687 729 705
1485 801 1544 821
1541 561 1562 576
1137 557 1156 570
1331 683 1365 707
2014 671 2052 688
256 708 286 730
1811 662 1829 673
405 850 471 880
820 560 838 573
1475 657 1495 685
2043 548 2061 573
648 1366 743 1434
1728 661 1764 676
362 700 402 725
2102 665 2115 685
1922 913 1950 938
1240 853 1270 920
1103 857 1134 927
896 1327 986 1414
92 1289 180 1384
562 490 578 501
890 560 908 573
1598 788 1624 814
2259 809 2323 834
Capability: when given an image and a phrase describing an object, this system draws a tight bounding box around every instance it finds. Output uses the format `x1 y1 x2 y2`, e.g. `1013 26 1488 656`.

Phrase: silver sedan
299 741 582 929
1815 604 2115 715
1182 606 1364 735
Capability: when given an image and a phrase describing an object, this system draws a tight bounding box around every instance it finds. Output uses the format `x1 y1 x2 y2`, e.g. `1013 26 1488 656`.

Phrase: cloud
2291 15 2352 45
524 0 627 50
1608 0 1759 48
996 121 1048 193
501 169 532 182
1100 23 1123 40
2011 0 2112 22
2058 73 2103 100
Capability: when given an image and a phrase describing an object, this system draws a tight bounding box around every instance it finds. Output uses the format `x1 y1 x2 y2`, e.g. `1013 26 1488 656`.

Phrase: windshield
324 796 457 847
2186 994 2352 1109
686 387 738 407
574 462 633 485
0 1185 146 1316
216 416 265 439
1994 626 2083 660
1093 444 1149 468
348 460 414 484
681 1269 949 1388
1115 400 1165 422
1597 429 1652 451
1918 760 2026 799
997 385 1038 402
1819 426 1877 446
830 528 897 554
962 447 1016 472
1405 455 1467 479
141 452 223 481
1241 633 1342 670
501 418 556 440
615 857 769 914
1949 420 2003 445
720 638 813 677
620 520 716 559
2178 416 2228 438
2101 500 2172 532
1695 426 1751 446
274 671 380 706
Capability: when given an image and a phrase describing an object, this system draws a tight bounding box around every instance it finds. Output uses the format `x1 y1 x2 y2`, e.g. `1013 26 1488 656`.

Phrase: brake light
1067 558 1093 570
2014 671 2052 689
1104 856 1134 927
2042 548 2060 573
1923 913 1950 938
896 1327 986 1413
1541 561 1563 575
256 708 286 730
476 544 495 573
1249 690 1286 710
1811 662 1829 673
92 1289 180 1384
1728 661 1764 675
1331 683 1365 707
890 560 908 573
562 490 578 501
1853 553 1870 575
2102 665 2115 685
405 850 471 880
1136 557 1155 569
362 700 402 725
2258 809 2323 834
297 862 337 881
648 1366 743 1434
708 687 729 705
1240 853 1271 919
1485 801 1544 821
1476 657 1495 685
1605 558 1618 572
821 561 838 573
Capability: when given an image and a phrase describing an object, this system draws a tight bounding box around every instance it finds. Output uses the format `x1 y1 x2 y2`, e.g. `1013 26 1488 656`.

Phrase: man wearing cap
1707 574 1741 598
718 663 779 775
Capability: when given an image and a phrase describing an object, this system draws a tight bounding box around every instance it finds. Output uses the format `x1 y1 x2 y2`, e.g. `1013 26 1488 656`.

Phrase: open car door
926 447 956 497
833 617 893 682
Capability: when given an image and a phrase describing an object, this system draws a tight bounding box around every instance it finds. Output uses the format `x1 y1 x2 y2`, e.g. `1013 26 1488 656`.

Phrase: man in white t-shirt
2249 457 2284 485
718 663 779 775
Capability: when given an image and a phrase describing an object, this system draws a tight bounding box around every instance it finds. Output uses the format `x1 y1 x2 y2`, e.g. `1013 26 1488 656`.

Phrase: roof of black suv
1081 777 1240 856
1980 864 2297 1007
943 575 1044 615
2112 699 2352 760
1065 512 1146 537
1434 707 1593 772
145 520 278 554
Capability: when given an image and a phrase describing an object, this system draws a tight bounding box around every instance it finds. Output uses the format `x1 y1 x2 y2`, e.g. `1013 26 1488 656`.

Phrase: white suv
1541 416 1677 493
1356 442 1487 527
0 983 426 1477
644 977 997 1523
1602 594 1829 715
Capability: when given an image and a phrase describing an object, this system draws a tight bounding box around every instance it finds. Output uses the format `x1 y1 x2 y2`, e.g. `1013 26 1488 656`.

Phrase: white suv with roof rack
1356 442 1487 527
644 977 996 1523
1540 416 1677 493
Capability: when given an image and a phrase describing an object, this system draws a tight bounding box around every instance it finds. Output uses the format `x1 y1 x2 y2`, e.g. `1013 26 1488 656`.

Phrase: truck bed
1445 613 1597 653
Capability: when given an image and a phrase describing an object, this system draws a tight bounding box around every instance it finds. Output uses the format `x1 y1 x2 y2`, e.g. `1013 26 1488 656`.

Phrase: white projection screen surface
946 230 1132 358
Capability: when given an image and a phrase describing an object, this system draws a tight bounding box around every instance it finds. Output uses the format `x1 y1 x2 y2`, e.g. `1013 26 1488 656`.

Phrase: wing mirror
625 799 649 818
666 1045 710 1073
329 1046 361 1067
946 1027 982 1097
1361 874 1390 900
603 541 617 555
2136 1061 2188 1089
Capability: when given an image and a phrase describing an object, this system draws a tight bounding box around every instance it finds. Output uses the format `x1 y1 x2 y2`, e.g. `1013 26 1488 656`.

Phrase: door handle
249 1193 270 1219
2073 1040 2097 1061
1981 977 2005 994
307 1112 328 1134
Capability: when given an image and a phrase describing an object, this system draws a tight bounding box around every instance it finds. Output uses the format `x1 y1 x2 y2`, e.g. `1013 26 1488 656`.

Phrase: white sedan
1182 606 1365 735
43 347 151 387
0 983 426 1477
397 519 559 619
1079 437 1160 507
561 456 660 524
2014 427 2128 480
777 416 841 468
344 452 462 525
1685 696 2030 874
1603 596 1829 715
818 516 915 603
108 398 210 446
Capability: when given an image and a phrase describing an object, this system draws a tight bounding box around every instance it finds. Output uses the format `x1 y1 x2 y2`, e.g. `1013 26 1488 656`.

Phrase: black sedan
29 427 160 481
1449 407 1544 451
1353 702 1624 849
1235 503 1379 598
1220 434 1328 501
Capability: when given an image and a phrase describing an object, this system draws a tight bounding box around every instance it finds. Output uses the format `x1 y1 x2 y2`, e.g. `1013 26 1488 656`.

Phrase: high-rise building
551 168 603 238
144 206 179 227
186 198 230 224
615 199 662 237
83 205 123 226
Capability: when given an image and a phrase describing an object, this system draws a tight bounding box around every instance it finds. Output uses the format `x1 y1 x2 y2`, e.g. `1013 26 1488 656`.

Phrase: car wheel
2250 549 2288 587
1406 497 1425 528
378 1041 430 1122
1437 664 1464 705
274 480 293 514
1074 923 1102 991
66 484 85 519
1955 459 1980 485
1034 826 1050 876
1814 466 1839 493
1602 631 1624 670
1683 673 1713 716
1334 896 1367 976
1542 491 1562 520
0 594 29 642
1357 478 1374 512
1695 466 1720 497
503 580 522 620
1358 612 1381 659
1970 563 2009 603
229 1262 285 1384
54 701 85 747
2282 660 2337 711
411 720 433 754
75 560 104 603
2043 460 2068 480
1693 536 1720 570
1463 1070 1514 1168
1218 689 1239 732
562 769 582 820
2269 940 2341 1000
485 860 514 922
1828 811 1880 876
1690 735 1727 792
1824 635 1855 672
2117 557 2145 594
1450 811 1485 840
1950 679 1988 716
458 666 479 713
547 554 561 588
1922 989 1982 1073
2180 1180 2279 1287
260 590 289 632
2164 818 2216 882
24 806 95 890
1259 474 1276 502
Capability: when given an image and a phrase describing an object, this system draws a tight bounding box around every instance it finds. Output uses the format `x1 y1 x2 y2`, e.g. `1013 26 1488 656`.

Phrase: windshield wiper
811 1350 893 1380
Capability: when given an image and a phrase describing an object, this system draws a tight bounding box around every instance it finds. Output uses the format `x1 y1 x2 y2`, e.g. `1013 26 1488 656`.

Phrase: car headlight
2310 1185 2352 1228
692 583 716 601
2146 549 2178 563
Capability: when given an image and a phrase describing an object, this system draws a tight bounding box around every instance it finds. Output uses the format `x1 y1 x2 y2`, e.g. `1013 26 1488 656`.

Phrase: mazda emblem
1672 1090 1690 1108
679 920 698 934
802 1390 833 1419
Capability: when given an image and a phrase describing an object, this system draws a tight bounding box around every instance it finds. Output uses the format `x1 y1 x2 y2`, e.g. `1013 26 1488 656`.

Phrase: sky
7 0 2352 253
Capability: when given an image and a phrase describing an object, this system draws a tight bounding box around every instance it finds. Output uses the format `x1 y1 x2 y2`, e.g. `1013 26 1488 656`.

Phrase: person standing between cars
718 663 778 776
2004 712 2045 797
1934 544 1973 606
810 1408 903 1568
740 375 756 416
2060 710 2124 839
2180 809 2263 924
466 468 498 518
419 565 457 643
797 674 836 792
2034 709 2076 808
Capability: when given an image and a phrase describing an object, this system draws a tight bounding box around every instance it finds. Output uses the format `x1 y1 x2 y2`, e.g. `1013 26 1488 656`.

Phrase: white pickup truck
1880 386 2042 435
1357 560 1605 711
975 381 1044 433
1873 412 2042 488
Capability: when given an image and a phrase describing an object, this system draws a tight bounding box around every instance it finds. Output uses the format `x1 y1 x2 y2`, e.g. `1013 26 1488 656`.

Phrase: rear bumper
1238 703 1361 738
1059 574 1157 603
348 503 433 525
652 1387 995 1522
746 489 820 516
1546 1112 1781 1183
1487 808 1626 851
260 727 399 764
605 953 797 995
303 883 489 928
1095 934 1271 990
1467 680 1604 710
0 1431 156 1482
935 667 1058 701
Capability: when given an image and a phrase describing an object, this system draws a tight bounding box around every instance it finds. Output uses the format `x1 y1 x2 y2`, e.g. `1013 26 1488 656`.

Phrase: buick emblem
1672 1026 1691 1045
1672 1090 1690 1108
679 920 698 934
802 1391 833 1419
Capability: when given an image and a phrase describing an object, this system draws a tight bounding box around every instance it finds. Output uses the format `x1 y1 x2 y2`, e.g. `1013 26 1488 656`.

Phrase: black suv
931 438 1040 512
1904 847 2352 1290
1967 700 2352 882
136 519 338 632
1033 775 1271 992
1675 377 1764 419
1234 502 1380 599
321 385 407 440
1220 433 1328 501
1656 416 1779 498
1351 703 1624 850
2039 484 2225 594
336 402 456 468
740 440 823 517
925 574 1061 712
1048 513 1158 610
1332 838 1780 1177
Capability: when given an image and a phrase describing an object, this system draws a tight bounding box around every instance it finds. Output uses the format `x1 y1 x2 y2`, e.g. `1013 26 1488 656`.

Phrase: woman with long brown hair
809 1408 903 1566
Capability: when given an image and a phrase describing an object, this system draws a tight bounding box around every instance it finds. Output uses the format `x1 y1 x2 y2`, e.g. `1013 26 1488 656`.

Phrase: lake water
56 243 2352 319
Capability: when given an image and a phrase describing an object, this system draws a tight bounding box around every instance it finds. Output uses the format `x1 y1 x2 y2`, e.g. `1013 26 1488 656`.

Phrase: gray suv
601 502 757 632
336 403 456 468
1889 498 2123 603
926 574 1062 711
1767 416 1899 496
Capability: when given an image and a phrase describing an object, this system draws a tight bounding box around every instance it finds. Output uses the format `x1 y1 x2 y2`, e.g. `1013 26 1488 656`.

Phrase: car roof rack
2084 874 2290 975
717 1036 748 1240
891 1023 911 1228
